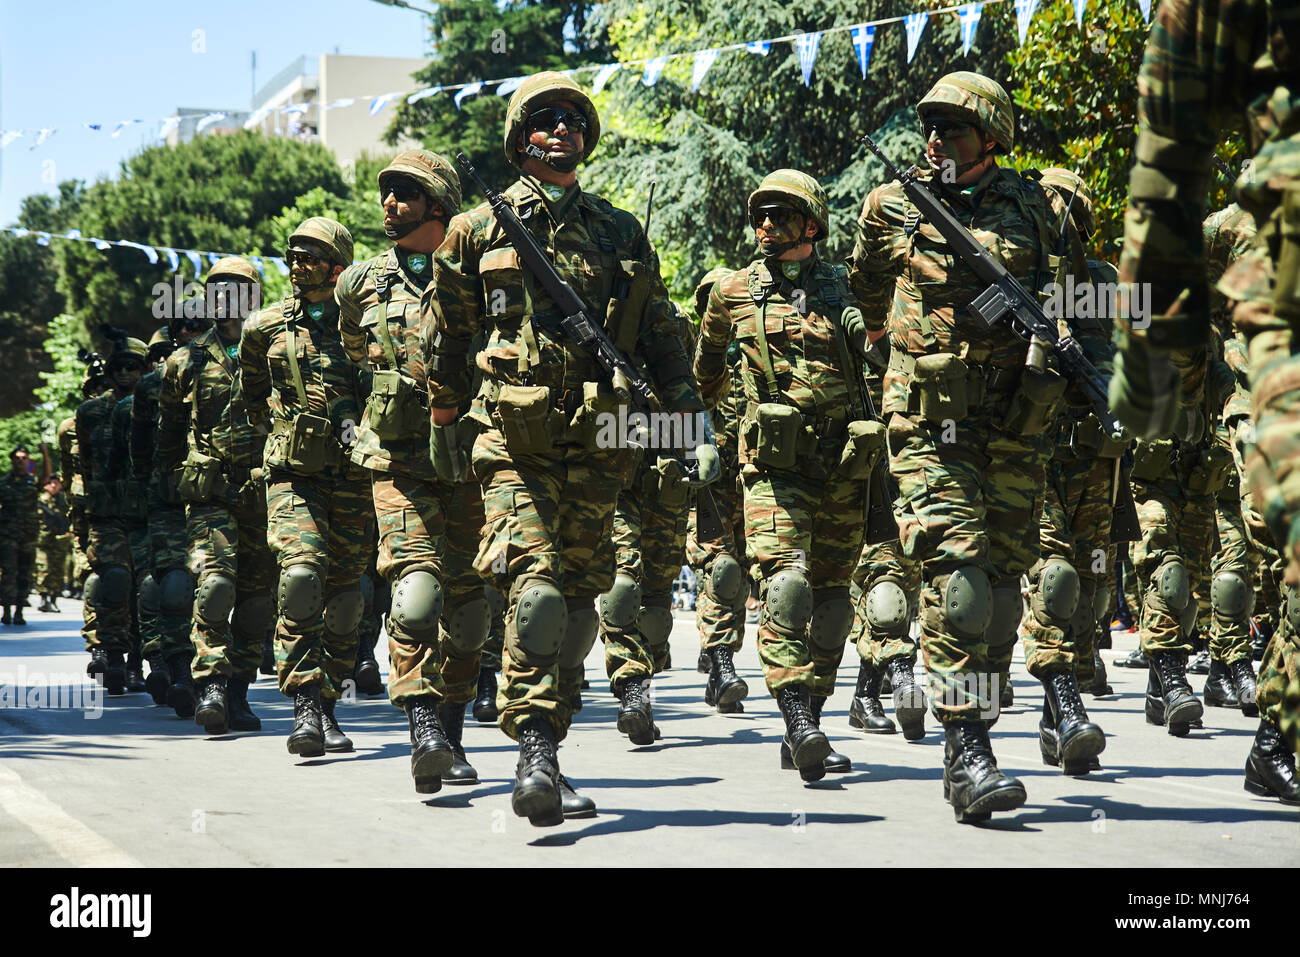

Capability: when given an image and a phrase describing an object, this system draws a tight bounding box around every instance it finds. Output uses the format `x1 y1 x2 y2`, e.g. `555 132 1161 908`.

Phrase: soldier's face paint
924 116 991 181
287 248 333 293
752 205 808 257
524 98 585 173
381 176 436 239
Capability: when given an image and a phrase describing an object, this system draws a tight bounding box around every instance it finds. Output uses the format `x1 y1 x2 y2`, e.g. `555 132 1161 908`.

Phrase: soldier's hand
430 420 470 485
686 412 720 486
1109 334 1181 440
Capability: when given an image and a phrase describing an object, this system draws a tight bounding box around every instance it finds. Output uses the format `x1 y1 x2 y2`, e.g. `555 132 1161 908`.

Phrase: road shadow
529 807 885 846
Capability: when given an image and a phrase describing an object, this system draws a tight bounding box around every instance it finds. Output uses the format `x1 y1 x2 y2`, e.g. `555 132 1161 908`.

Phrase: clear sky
0 1 435 225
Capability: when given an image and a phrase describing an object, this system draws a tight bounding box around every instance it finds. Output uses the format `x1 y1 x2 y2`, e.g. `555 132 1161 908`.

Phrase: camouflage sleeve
57 422 75 494
155 353 189 476
423 214 484 410
108 399 133 483
74 405 94 491
335 263 370 367
238 311 272 424
694 283 736 411
633 232 704 414
129 378 154 482
846 184 907 332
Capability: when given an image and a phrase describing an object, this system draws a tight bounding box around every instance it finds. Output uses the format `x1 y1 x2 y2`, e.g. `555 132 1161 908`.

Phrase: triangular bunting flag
160 247 180 271
327 97 359 110
195 112 226 134
959 3 984 55
369 92 401 115
111 120 141 139
904 12 929 63
1137 0 1151 21
794 32 821 87
691 49 719 91
1015 0 1040 45
1074 0 1088 27
158 116 181 142
746 40 770 55
405 89 438 106
119 240 159 264
643 56 669 86
851 25 875 78
592 63 620 94
184 251 203 274
496 77 525 97
454 82 484 109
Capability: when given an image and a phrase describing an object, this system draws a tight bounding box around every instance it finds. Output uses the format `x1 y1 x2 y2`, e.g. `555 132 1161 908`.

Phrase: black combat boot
38 594 56 613
260 636 275 676
406 696 452 794
1113 648 1148 668
1203 658 1239 709
353 638 383 696
776 686 831 782
125 651 146 693
511 718 563 827
1082 650 1112 696
810 695 850 772
320 697 353 752
165 652 196 718
1038 671 1106 775
1187 648 1211 675
472 667 498 723
104 650 127 696
144 653 170 706
697 649 712 674
1228 659 1258 717
943 722 1027 824
1250 618 1271 661
704 645 748 712
1145 651 1203 736
886 657 926 740
195 675 229 734
2 605 11 625
1243 720 1300 805
226 677 261 732
436 700 478 784
998 673 1014 709
286 686 325 757
558 774 597 818
616 676 656 746
12 604 25 626
848 661 896 734
86 648 107 679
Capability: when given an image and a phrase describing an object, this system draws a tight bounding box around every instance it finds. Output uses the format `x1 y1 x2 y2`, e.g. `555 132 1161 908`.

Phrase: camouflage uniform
0 468 39 610
337 240 490 710
35 488 72 597
240 290 374 704
110 394 153 665
58 413 95 645
77 388 135 655
157 325 275 683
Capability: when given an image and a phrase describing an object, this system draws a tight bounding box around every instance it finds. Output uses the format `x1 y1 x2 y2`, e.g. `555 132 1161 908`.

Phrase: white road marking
0 764 141 867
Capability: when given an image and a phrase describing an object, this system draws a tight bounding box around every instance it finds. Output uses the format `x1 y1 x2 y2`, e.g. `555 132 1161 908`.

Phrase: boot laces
411 701 442 739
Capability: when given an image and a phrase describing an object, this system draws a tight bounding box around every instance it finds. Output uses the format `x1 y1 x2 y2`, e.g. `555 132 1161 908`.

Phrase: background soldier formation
8 28 1297 831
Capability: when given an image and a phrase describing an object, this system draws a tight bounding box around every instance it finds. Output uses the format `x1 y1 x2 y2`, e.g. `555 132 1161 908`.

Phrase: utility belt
1129 439 1236 496
742 404 883 479
889 349 1065 437
265 414 344 475
178 448 266 506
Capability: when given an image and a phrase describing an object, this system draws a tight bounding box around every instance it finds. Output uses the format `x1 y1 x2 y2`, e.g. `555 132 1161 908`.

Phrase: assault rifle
859 132 1141 542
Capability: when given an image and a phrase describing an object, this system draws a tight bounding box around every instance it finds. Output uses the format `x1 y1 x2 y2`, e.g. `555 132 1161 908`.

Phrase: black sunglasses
380 179 424 203
286 249 326 268
923 117 976 139
749 205 805 230
526 106 588 134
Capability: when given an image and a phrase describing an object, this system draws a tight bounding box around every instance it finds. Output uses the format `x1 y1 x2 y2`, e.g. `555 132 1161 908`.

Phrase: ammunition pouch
1185 444 1236 495
750 402 803 470
567 380 623 453
267 413 336 474
495 384 557 455
1130 439 1176 483
604 259 651 355
838 419 886 480
910 353 970 424
1070 411 1128 459
646 455 689 508
1002 366 1067 437
366 369 428 441
178 449 229 504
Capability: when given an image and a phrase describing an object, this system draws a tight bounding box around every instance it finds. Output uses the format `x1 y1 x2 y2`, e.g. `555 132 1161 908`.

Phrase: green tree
0 313 91 461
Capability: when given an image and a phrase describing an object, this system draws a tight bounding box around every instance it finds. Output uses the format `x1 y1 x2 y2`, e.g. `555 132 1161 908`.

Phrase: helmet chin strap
524 142 580 173
385 189 449 239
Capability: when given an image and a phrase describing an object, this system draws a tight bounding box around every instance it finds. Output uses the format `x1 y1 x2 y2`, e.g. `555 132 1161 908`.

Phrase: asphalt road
0 600 1296 866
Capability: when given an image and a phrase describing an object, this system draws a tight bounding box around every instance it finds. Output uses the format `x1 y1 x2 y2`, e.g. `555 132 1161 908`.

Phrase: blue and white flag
454 82 483 109
851 24 875 78
691 49 719 91
369 92 401 116
29 128 55 150
184 250 203 274
1015 0 1040 45
1074 0 1088 27
0 131 20 149
84 123 102 132
35 232 51 247
904 12 929 63
326 97 358 110
119 240 159 264
746 40 770 56
158 116 182 142
496 76 525 97
65 229 82 240
642 56 669 86
195 112 226 134
405 88 439 105
94 238 112 251
111 119 141 139
160 247 180 271
593 63 620 94
250 256 265 276
272 258 290 276
282 104 308 116
794 32 821 87
959 3 984 55
207 253 222 267
1137 0 1152 21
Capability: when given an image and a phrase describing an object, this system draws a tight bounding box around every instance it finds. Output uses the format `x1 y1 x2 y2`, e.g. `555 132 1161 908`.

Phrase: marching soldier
0 446 40 626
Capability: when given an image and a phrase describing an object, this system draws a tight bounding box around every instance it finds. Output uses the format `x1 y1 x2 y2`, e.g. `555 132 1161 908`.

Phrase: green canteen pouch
1186 444 1236 495
839 419 887 480
1002 366 1068 436
752 402 803 471
366 369 427 440
284 412 334 474
569 380 623 452
911 353 969 424
651 455 689 508
178 449 228 504
1130 438 1176 483
1071 412 1128 459
496 384 556 455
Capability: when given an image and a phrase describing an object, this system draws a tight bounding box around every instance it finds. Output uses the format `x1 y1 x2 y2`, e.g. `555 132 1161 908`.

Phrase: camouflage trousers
127 523 152 660
35 534 71 594
1022 449 1116 681
0 541 35 605
603 460 690 690
744 462 867 699
480 585 505 670
685 466 747 654
372 471 487 708
358 557 387 663
1209 491 1254 664
473 428 622 743
1132 477 1217 656
84 520 134 652
145 494 193 660
266 466 374 701
890 408 1050 722
187 490 276 681
849 534 921 667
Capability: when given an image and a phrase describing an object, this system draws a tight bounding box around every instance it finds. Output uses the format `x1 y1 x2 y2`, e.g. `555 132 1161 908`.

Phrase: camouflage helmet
147 326 174 362
503 72 601 169
378 150 461 216
917 71 1015 153
1039 167 1097 238
106 336 149 369
747 170 830 243
287 216 354 268
206 256 260 285
694 267 732 319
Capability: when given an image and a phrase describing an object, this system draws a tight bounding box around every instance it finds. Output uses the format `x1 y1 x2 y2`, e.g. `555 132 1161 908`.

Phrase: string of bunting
1 0 1148 151
1 225 287 277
